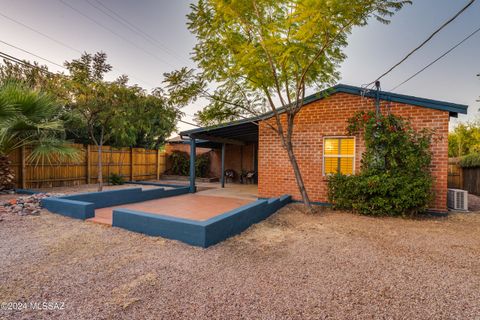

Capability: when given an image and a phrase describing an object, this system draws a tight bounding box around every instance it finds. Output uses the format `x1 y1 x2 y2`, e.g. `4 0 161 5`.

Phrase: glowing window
323 137 355 175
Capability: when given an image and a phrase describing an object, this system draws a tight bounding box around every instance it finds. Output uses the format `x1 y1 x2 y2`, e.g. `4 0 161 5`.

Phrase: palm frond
27 138 80 165
0 82 75 160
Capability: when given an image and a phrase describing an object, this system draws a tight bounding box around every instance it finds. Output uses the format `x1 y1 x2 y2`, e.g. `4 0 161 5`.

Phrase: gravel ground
469 193 480 212
0 205 479 319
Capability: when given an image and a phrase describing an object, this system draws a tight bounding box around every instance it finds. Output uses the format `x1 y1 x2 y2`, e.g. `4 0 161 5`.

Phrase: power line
0 11 157 88
366 0 476 87
85 0 189 66
0 51 56 76
0 12 82 54
391 25 480 91
58 0 176 68
178 119 200 127
0 40 66 70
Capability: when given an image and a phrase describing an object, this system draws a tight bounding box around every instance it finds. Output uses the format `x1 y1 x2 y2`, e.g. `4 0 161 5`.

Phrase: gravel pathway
0 205 479 319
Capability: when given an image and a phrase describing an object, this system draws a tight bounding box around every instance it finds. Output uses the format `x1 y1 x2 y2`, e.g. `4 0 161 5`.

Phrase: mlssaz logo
29 301 66 311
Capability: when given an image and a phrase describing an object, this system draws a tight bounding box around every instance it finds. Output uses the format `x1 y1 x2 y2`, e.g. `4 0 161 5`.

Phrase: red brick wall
258 92 449 212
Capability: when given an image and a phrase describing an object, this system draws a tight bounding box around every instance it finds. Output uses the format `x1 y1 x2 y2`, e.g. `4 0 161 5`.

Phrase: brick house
180 84 468 213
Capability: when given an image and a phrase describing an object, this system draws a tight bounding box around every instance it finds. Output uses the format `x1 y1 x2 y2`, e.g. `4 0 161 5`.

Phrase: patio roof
180 83 469 143
181 121 259 146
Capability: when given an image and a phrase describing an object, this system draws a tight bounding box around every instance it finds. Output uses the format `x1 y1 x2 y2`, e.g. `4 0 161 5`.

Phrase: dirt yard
1 200 479 319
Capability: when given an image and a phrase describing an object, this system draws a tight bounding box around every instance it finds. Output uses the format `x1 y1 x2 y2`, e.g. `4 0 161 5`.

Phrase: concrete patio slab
88 194 253 225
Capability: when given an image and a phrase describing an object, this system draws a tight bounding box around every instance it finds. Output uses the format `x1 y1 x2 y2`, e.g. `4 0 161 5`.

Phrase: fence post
86 145 91 184
460 166 464 190
130 147 134 181
156 149 160 180
20 146 26 189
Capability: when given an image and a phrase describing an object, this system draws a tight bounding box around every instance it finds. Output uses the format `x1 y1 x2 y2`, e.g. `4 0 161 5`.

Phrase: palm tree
0 82 77 191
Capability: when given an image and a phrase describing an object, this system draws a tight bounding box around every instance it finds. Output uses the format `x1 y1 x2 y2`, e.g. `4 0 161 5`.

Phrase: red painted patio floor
87 194 253 225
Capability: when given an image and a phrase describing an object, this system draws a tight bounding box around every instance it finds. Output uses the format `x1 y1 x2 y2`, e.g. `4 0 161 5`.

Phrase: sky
1 0 479 133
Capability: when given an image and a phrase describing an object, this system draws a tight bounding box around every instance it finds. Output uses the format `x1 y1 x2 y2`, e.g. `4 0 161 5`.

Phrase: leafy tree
0 82 77 190
0 59 69 102
129 88 178 149
167 0 410 210
64 52 130 191
64 52 179 190
195 100 243 126
448 122 480 157
0 53 179 191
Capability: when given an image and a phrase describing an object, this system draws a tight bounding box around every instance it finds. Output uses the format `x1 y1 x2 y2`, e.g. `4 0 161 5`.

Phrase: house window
323 137 355 175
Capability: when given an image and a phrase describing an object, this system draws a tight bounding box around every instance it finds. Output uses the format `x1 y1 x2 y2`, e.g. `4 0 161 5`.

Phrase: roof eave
180 83 468 136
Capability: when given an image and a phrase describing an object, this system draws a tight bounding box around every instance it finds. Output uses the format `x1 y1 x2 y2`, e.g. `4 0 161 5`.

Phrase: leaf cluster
328 111 433 217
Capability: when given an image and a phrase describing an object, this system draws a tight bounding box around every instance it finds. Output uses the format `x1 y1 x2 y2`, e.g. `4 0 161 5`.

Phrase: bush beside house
328 111 433 217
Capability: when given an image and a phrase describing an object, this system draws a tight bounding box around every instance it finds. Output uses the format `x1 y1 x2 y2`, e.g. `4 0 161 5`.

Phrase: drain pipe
375 80 381 116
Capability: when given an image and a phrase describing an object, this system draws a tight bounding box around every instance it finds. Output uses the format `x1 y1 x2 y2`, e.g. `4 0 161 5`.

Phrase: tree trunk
284 140 313 212
97 143 103 192
0 154 15 191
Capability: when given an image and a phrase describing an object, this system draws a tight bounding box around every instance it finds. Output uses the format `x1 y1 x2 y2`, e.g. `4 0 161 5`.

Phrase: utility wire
391 25 480 91
366 0 476 87
0 12 82 54
85 0 189 66
0 40 66 69
0 11 157 88
0 51 56 76
179 119 200 127
58 0 176 68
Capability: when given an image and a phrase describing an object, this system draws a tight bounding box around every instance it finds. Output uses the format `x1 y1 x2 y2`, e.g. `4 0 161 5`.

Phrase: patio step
86 216 112 226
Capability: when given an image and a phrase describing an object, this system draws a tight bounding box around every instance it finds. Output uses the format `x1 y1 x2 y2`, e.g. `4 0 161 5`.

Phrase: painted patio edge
41 186 190 220
112 195 292 248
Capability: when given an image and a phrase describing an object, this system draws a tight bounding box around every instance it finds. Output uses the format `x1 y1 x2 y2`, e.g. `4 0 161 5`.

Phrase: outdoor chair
245 171 256 184
224 169 236 183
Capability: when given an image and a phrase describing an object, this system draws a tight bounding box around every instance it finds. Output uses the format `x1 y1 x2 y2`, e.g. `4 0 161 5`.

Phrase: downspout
375 80 381 116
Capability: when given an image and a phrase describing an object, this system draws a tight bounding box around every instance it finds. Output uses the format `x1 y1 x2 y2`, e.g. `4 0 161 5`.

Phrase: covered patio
180 119 260 193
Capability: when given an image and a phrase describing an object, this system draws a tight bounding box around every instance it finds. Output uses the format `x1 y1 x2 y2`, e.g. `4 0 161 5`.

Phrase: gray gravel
0 204 479 319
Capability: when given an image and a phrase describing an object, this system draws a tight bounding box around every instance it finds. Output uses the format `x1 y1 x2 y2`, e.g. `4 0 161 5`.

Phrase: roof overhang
180 84 468 141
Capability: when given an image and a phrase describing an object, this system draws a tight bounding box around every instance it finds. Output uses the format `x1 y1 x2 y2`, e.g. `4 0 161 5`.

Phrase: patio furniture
245 171 256 184
240 170 256 184
225 169 236 183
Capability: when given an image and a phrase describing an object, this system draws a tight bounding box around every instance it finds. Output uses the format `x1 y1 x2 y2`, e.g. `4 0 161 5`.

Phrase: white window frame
322 136 356 176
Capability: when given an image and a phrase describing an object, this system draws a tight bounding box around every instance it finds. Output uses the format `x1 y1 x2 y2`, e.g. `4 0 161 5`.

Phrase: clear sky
1 0 479 132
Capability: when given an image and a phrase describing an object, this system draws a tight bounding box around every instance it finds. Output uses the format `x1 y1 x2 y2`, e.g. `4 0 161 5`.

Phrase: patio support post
189 137 196 193
221 143 225 188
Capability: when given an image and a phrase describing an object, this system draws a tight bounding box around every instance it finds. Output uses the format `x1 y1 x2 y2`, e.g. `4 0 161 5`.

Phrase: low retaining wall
112 195 291 248
42 186 190 220
127 181 189 188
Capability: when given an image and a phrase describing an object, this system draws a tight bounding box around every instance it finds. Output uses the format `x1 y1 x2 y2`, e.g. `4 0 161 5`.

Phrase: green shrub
327 111 433 217
195 152 210 177
459 152 480 168
328 172 432 217
108 173 125 185
168 150 211 178
169 151 190 176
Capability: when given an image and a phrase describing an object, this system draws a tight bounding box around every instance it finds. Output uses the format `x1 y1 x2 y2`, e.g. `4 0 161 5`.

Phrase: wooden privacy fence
8 144 166 189
447 158 462 189
448 158 480 196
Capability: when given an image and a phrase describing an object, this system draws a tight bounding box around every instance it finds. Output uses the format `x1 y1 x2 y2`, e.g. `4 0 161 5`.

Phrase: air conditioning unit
447 189 468 211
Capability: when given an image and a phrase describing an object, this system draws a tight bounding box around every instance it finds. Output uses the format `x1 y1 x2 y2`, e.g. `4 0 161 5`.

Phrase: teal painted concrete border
112 195 292 247
42 186 190 220
14 188 40 195
126 181 189 188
